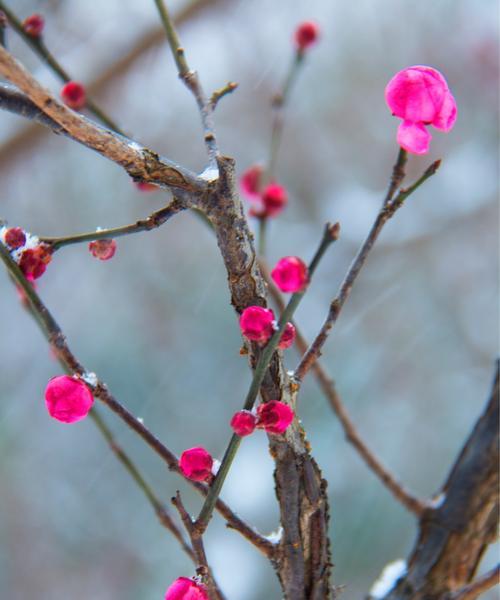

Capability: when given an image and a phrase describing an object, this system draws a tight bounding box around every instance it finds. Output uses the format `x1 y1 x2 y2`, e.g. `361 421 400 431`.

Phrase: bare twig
0 1 122 132
260 258 427 516
295 156 440 381
446 565 500 600
209 81 238 110
0 239 274 558
0 58 203 194
196 223 339 533
153 0 218 165
41 198 185 251
172 492 226 600
90 410 195 562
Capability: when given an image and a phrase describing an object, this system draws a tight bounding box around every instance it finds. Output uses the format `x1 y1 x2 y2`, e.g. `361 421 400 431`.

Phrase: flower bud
230 410 257 437
44 375 94 423
256 400 294 434
19 245 52 280
61 81 86 110
89 239 116 261
239 306 275 344
294 21 320 51
278 322 296 350
179 447 214 483
240 164 263 200
4 227 26 249
165 577 208 600
271 256 309 293
22 13 44 37
135 181 158 192
262 183 288 217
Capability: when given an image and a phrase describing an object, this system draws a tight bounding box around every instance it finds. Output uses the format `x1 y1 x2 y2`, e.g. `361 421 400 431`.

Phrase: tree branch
446 565 499 600
172 492 226 600
0 239 274 559
260 258 427 516
379 361 499 599
40 197 185 251
153 0 218 165
0 56 204 195
295 157 440 382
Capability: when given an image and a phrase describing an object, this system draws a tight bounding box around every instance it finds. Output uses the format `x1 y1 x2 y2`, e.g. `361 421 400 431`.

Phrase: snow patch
370 559 407 598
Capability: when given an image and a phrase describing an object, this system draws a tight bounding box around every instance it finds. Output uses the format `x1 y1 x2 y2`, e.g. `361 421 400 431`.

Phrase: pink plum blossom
44 375 94 423
385 66 457 154
164 577 208 600
256 400 294 434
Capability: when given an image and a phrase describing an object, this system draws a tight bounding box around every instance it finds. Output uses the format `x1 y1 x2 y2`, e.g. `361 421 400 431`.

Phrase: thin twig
260 258 427 516
0 1 122 133
295 155 441 381
153 0 218 165
41 198 185 251
90 410 195 561
195 223 339 533
0 240 275 558
209 81 238 110
172 492 226 600
446 565 499 600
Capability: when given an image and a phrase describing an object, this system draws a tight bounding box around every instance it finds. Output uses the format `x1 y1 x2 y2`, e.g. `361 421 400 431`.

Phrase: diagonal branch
0 51 204 194
295 156 440 382
378 361 499 600
260 258 427 516
0 239 275 559
446 565 499 600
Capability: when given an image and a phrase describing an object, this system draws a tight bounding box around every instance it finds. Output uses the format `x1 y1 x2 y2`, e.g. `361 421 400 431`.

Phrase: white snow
81 371 98 387
370 559 407 598
264 526 283 544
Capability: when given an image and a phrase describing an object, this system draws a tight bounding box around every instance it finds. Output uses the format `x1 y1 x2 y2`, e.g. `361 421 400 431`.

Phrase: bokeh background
0 1 498 598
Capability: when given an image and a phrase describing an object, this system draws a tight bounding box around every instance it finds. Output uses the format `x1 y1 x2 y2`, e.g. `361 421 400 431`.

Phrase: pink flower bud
4 227 26 249
240 164 263 200
278 322 296 350
271 256 309 293
294 21 320 51
385 66 457 154
239 306 275 344
135 181 158 192
179 447 214 483
165 577 208 600
256 401 294 434
230 410 257 436
61 81 86 110
44 375 94 423
22 13 44 37
262 183 288 217
88 239 116 261
19 245 52 280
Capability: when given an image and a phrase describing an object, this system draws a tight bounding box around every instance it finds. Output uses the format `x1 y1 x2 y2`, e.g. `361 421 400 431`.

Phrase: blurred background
0 0 498 598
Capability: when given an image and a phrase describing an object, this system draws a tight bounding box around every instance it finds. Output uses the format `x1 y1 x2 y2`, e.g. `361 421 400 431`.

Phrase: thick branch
0 53 204 195
380 362 499 600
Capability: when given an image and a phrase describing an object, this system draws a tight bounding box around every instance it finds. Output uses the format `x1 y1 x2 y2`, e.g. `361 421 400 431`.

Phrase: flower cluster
61 81 86 110
1 225 52 280
385 65 457 155
231 401 294 437
239 305 296 349
240 165 288 219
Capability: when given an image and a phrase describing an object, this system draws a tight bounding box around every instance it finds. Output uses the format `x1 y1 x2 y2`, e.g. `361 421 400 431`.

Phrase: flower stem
195 223 339 532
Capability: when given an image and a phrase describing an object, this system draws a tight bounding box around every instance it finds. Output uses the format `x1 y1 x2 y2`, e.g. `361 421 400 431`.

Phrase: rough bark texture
382 362 499 600
202 156 332 599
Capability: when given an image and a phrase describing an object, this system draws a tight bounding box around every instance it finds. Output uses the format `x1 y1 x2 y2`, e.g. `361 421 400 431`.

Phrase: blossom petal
432 90 457 132
397 120 432 155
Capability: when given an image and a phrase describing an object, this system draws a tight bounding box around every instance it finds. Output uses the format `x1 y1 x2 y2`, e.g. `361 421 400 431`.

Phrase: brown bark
381 362 499 600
